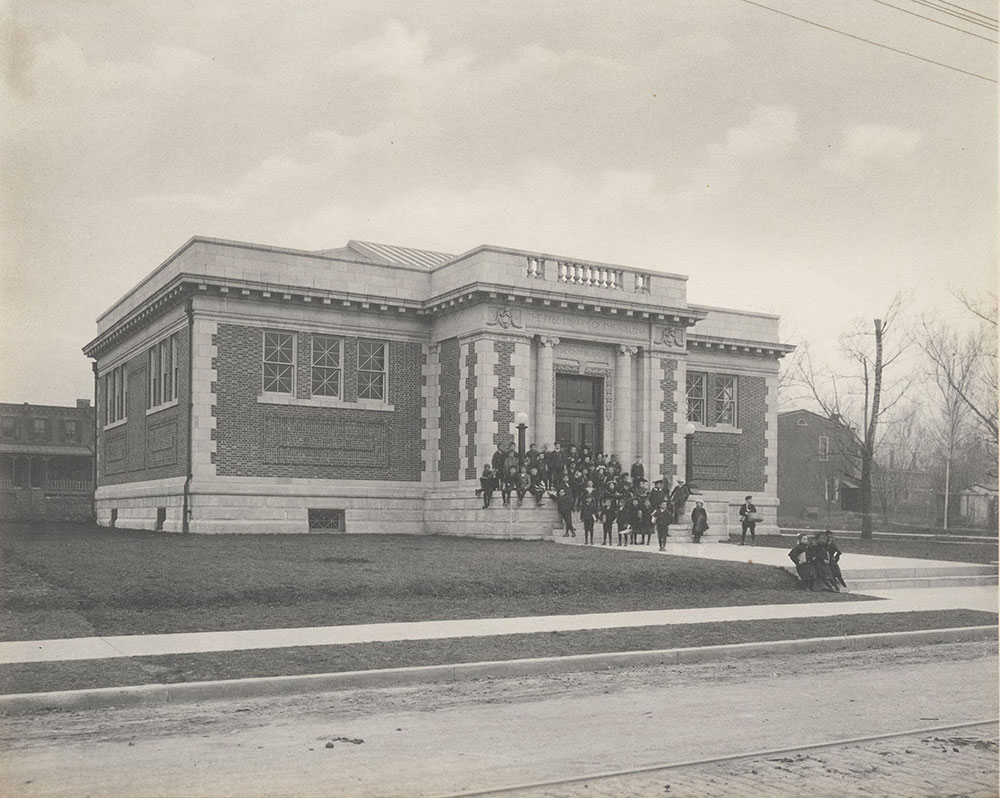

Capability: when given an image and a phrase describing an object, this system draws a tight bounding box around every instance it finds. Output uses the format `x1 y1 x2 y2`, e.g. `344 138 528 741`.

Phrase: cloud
714 105 799 158
823 124 922 172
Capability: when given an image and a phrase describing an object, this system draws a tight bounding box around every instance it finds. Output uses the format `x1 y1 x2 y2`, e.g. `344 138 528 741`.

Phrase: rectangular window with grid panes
262 331 295 394
686 372 706 425
712 375 737 426
311 335 343 398
357 340 387 401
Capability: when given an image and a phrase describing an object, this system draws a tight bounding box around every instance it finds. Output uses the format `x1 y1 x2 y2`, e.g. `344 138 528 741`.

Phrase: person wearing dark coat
547 443 566 488
806 534 839 591
556 486 576 537
599 498 617 546
580 491 598 545
627 497 643 545
655 500 673 550
630 457 645 483
491 444 507 476
690 500 708 543
738 495 758 545
501 465 518 508
671 481 691 522
821 530 847 587
478 464 496 509
788 534 815 588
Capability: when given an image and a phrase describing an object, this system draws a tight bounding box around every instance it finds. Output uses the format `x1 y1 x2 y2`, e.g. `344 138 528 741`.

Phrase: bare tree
792 295 910 539
919 290 998 448
871 404 923 525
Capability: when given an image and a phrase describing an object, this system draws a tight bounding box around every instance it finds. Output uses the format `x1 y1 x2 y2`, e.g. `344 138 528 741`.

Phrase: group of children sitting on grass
475 440 705 550
788 530 847 592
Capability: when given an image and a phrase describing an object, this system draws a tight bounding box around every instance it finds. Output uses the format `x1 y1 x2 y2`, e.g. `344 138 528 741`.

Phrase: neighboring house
777 409 860 519
958 483 999 529
83 236 793 535
0 400 95 521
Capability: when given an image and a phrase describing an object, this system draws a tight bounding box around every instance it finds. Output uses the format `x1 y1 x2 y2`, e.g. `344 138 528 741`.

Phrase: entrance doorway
555 374 603 451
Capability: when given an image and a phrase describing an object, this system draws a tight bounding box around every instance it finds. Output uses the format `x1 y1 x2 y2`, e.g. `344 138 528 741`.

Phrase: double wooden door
554 374 603 451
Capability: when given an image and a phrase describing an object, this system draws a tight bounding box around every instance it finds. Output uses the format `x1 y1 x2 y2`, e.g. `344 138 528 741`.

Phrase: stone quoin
83 238 794 536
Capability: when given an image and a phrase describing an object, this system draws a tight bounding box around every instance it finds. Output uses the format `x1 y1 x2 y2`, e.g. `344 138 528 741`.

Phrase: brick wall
463 341 478 480
437 337 460 481
214 324 422 480
99 327 190 486
658 357 678 482
492 339 514 448
691 374 766 492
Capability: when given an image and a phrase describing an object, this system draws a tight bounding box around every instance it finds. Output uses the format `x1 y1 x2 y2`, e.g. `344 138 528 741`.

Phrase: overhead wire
870 0 998 43
932 0 999 24
737 0 998 83
906 0 999 30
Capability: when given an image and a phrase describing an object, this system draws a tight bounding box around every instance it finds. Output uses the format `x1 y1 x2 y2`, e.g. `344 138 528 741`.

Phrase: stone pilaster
615 345 637 462
534 336 558 447
421 342 440 484
471 337 497 479
764 372 779 496
190 315 218 479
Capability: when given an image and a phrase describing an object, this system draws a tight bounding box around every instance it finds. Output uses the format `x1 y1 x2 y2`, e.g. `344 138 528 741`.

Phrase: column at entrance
534 337 558 448
614 345 636 462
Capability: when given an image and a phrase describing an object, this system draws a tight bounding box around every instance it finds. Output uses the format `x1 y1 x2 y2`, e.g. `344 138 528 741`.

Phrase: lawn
743 534 999 564
0 522 864 641
0 610 993 695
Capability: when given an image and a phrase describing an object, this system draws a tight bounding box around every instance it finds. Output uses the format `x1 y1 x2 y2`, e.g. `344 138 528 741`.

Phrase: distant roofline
689 302 780 321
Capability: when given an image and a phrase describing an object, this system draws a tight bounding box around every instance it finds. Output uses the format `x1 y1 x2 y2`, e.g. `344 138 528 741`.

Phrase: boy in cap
739 495 758 545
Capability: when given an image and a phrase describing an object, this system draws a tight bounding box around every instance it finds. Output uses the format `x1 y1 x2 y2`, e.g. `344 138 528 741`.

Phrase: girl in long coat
690 501 708 543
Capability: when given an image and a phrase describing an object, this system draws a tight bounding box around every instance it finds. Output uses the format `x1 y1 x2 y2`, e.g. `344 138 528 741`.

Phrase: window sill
691 424 742 435
103 418 127 431
257 395 395 412
146 398 179 417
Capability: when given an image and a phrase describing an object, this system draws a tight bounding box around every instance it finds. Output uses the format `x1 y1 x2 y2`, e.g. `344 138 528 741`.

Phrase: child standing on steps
600 497 617 545
655 500 673 550
580 490 598 545
478 465 496 509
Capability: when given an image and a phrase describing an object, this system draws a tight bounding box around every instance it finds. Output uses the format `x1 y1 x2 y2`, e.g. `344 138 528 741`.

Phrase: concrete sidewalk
1 539 995 666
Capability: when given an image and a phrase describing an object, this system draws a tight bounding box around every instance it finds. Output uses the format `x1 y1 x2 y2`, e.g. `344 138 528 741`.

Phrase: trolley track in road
440 718 1000 797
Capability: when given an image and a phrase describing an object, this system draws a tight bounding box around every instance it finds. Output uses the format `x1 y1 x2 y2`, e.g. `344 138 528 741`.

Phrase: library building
83 236 793 537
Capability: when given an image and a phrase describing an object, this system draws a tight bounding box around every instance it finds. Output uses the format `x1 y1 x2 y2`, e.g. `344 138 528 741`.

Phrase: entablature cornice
423 282 706 327
687 334 795 360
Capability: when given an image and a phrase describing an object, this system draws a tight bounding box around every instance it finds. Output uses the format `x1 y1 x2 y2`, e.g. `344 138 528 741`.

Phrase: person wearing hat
690 500 708 543
788 533 814 588
739 495 758 545
649 478 666 510
670 480 691 522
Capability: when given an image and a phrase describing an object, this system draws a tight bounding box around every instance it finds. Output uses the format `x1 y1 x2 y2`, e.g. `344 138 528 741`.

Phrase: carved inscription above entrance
263 411 387 468
524 310 637 336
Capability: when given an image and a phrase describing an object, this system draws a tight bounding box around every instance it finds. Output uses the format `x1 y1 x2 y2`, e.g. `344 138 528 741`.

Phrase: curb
1 625 995 716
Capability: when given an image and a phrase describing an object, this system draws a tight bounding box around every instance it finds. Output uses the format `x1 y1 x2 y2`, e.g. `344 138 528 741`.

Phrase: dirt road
1 641 996 797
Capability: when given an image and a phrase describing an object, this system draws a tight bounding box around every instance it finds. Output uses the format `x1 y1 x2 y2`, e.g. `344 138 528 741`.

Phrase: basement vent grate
308 508 345 532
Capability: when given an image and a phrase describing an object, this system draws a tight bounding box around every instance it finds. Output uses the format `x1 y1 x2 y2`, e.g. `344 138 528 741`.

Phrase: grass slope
0 522 864 641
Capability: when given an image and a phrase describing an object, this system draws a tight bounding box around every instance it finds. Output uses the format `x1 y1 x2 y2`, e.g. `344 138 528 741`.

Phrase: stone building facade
83 237 792 536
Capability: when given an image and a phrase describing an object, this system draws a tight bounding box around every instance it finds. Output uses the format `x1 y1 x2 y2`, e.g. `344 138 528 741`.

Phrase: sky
2 0 996 406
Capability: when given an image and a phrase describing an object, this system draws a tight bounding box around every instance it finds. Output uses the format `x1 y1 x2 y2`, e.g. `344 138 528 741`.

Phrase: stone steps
845 574 998 590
